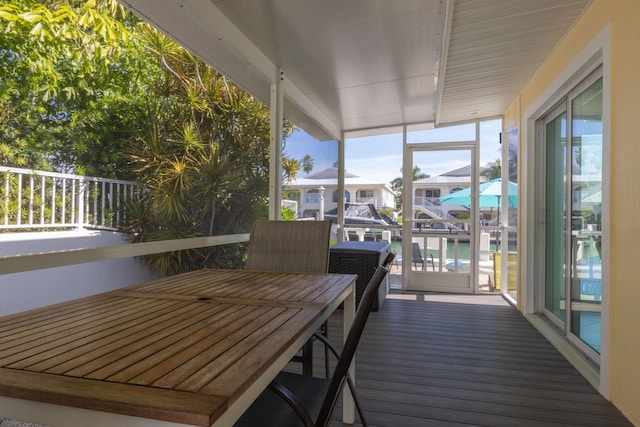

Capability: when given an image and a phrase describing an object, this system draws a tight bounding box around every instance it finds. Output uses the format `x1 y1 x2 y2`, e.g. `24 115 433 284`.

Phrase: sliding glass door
544 107 567 322
540 70 603 361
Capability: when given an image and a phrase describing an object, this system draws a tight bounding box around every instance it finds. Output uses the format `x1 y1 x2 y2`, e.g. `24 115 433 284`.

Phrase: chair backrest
412 242 423 263
315 264 390 427
382 252 396 268
245 220 332 273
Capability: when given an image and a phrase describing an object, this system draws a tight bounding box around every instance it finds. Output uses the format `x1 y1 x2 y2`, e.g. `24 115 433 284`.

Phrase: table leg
302 339 313 376
342 286 356 424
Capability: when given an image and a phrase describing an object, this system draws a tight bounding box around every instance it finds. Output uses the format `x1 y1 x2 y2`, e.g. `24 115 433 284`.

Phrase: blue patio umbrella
439 178 518 209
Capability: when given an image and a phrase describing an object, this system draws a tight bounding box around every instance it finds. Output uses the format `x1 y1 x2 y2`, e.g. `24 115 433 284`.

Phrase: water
390 239 472 261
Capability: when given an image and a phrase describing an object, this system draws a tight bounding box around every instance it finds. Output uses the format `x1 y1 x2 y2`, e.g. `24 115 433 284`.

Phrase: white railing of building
1 166 141 231
416 197 460 222
354 197 381 207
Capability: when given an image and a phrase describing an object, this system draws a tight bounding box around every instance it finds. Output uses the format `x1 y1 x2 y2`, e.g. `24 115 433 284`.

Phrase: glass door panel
540 72 603 360
405 146 475 293
544 110 567 322
569 77 603 353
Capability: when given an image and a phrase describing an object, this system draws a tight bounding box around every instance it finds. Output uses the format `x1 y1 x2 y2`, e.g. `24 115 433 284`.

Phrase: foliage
123 27 292 274
481 159 501 180
281 205 296 220
301 154 314 175
390 166 429 210
0 0 147 177
282 156 300 183
283 187 300 203
1 1 295 274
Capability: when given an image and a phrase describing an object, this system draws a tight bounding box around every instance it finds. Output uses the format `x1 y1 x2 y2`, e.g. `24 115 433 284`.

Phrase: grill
329 241 391 311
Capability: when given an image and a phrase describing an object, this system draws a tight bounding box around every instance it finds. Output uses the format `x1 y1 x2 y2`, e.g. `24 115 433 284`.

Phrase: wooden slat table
0 269 357 427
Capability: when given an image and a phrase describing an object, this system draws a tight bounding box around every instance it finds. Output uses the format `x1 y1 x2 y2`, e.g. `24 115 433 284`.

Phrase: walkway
320 292 632 426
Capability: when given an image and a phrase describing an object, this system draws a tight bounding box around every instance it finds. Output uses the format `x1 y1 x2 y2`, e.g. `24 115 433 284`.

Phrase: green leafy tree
390 166 428 210
481 159 501 180
301 154 314 175
1 1 294 273
0 0 145 177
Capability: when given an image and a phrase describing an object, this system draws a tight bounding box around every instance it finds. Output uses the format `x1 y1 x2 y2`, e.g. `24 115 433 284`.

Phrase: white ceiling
119 0 589 141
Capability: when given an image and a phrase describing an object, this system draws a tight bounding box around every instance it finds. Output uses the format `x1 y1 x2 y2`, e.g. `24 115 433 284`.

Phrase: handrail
0 233 250 275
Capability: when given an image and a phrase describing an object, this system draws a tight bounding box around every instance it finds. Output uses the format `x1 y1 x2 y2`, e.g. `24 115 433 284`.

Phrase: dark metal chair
412 242 434 271
234 263 391 427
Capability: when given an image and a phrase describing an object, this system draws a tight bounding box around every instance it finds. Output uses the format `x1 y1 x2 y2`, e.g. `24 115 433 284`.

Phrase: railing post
16 173 23 226
29 175 34 226
3 173 9 226
51 177 56 225
77 178 86 230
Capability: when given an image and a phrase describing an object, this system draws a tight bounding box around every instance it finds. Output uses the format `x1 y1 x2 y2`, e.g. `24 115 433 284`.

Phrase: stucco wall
0 230 157 317
512 1 640 423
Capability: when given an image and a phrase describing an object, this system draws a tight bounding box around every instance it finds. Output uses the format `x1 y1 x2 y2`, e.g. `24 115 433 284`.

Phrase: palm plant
123 26 290 275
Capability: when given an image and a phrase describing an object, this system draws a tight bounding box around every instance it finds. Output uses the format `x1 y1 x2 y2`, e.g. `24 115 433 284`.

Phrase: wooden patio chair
234 264 391 427
246 219 332 376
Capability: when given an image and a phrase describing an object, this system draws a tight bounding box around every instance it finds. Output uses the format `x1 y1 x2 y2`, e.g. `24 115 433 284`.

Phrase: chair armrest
267 381 315 427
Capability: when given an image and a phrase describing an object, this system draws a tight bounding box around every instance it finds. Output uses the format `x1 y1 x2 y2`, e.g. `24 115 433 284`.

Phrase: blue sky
284 119 502 185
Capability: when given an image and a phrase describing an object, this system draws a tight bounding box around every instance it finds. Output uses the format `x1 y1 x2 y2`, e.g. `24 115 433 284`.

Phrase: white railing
354 196 382 207
1 166 141 231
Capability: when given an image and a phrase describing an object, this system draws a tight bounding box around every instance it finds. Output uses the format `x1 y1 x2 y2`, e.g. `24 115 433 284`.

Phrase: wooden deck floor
316 292 633 427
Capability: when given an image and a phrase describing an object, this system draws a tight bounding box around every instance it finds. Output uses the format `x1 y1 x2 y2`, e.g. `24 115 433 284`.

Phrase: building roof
307 168 358 179
414 165 489 185
288 168 393 190
415 175 473 185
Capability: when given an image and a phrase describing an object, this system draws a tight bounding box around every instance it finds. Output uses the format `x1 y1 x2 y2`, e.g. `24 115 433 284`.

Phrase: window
333 189 350 203
359 190 374 198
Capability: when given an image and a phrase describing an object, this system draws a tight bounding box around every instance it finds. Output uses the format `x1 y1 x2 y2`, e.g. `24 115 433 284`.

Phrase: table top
0 269 356 426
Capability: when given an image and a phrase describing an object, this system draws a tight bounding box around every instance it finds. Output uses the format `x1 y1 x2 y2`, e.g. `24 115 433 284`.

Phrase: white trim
337 132 346 240
401 126 411 289
402 125 479 293
269 69 284 220
434 0 454 127
522 23 610 397
0 234 250 275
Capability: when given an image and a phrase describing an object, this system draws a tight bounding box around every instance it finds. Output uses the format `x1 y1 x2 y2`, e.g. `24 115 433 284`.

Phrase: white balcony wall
0 230 156 317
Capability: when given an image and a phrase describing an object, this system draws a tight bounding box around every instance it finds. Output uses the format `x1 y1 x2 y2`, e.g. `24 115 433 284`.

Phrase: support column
269 69 284 220
337 132 345 241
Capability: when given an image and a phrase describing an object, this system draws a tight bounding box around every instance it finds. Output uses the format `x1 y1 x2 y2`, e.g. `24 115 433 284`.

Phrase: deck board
308 292 632 427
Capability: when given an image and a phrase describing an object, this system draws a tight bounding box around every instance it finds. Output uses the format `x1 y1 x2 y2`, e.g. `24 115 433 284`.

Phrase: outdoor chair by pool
245 219 332 376
234 264 391 427
412 242 435 271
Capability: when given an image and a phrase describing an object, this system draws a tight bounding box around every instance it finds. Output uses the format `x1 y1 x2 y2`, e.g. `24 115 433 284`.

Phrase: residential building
286 167 396 220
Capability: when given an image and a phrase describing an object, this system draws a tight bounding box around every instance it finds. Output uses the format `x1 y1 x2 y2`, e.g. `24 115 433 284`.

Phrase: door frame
522 24 610 396
401 126 480 293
